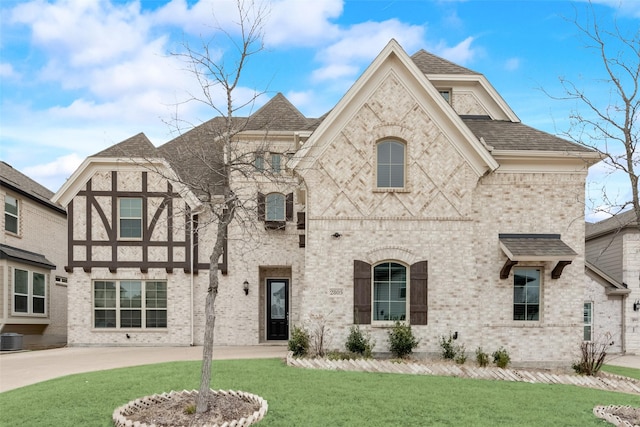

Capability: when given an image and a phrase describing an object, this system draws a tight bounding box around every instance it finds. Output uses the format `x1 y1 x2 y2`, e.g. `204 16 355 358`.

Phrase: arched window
376 140 405 188
373 262 407 321
265 193 285 221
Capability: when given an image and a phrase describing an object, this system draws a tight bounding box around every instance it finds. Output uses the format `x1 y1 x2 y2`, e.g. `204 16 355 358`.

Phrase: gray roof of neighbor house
0 161 66 215
586 209 639 239
0 243 56 270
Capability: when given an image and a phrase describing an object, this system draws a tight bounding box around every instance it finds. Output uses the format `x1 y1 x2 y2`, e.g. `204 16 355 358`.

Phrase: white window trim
5 195 19 234
118 197 143 240
92 280 167 329
371 261 409 326
375 140 407 191
12 267 47 316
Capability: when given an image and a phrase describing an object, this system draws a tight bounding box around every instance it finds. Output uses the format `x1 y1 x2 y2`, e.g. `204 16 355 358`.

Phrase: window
584 302 593 341
373 262 407 321
119 198 142 239
5 195 18 233
255 152 265 171
439 89 451 104
94 280 167 329
376 141 405 188
354 260 427 325
271 153 281 173
13 268 46 315
513 268 540 321
265 193 285 221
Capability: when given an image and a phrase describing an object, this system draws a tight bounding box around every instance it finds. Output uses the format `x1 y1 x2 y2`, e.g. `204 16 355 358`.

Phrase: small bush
492 347 510 369
288 325 310 357
572 335 613 376
308 312 331 357
439 333 457 360
454 345 467 365
346 325 375 358
475 347 489 367
388 321 419 359
183 404 196 415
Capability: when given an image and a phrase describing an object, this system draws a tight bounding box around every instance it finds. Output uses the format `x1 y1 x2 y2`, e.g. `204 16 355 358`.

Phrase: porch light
634 300 640 312
243 280 249 296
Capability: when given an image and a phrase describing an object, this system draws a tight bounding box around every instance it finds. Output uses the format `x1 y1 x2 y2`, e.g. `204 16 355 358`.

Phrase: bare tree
168 0 270 413
555 2 639 230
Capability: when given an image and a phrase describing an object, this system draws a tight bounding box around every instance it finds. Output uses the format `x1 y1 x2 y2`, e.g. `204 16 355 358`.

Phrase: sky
1 0 639 222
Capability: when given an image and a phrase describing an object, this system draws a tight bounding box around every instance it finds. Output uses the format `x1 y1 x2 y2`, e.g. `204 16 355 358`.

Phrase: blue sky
1 0 638 221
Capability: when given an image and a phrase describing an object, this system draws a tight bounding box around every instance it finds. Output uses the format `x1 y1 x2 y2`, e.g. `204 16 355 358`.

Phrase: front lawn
1 359 638 426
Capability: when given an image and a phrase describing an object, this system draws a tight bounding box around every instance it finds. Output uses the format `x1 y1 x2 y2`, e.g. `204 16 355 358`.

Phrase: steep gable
411 50 480 75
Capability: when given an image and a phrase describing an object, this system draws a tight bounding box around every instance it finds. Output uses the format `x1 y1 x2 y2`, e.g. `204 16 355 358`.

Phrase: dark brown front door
267 279 289 340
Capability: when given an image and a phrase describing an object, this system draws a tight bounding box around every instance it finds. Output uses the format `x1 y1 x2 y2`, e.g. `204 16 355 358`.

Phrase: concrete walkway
0 345 287 393
0 346 638 394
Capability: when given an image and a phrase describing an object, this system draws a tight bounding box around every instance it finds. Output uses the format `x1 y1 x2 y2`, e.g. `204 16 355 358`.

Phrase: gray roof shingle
411 50 480 75
0 243 56 269
499 234 577 260
462 117 594 152
586 209 638 239
93 132 157 158
0 161 65 213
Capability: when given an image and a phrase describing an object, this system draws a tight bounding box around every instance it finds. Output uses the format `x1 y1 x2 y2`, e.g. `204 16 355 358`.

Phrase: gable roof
586 209 638 239
0 161 66 215
411 50 480 75
93 132 157 158
462 117 594 152
290 39 500 177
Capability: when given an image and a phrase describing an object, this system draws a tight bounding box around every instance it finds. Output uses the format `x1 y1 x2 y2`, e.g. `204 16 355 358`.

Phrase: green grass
1 359 639 426
602 364 640 380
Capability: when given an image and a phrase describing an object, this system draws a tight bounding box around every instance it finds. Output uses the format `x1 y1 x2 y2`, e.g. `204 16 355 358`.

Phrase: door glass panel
270 282 286 320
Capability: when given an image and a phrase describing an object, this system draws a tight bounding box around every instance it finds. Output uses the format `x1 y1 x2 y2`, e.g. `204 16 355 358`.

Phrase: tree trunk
196 274 217 413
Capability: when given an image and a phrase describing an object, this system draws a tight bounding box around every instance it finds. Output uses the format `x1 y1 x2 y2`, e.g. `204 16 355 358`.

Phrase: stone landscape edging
112 389 268 427
594 405 640 427
285 352 640 395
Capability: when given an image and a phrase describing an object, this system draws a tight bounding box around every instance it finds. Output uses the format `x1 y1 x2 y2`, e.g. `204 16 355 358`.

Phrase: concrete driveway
0 345 287 393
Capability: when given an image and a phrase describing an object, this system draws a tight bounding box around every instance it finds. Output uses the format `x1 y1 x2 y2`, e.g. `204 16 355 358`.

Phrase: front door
267 279 289 340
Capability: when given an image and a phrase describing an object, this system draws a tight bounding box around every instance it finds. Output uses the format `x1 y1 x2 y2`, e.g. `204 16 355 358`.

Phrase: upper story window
439 89 451 104
373 262 407 322
265 193 285 221
255 152 265 171
376 140 405 188
271 153 282 174
5 195 18 234
13 268 46 315
119 198 142 239
513 268 540 321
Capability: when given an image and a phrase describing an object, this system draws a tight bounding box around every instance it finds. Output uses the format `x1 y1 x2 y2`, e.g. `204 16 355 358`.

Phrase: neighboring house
1 161 68 349
53 40 600 368
585 210 640 355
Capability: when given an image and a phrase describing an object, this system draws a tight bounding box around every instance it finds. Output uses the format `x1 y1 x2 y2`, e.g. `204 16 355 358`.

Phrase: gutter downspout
190 212 195 346
621 294 627 354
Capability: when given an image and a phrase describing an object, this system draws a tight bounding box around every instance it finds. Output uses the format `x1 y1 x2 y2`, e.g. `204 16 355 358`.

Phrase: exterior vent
1 333 23 351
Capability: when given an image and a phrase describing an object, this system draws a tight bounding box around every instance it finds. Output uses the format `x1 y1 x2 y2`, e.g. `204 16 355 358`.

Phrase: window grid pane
5 196 18 233
119 198 142 238
373 262 406 321
266 194 285 221
377 141 405 188
513 269 540 321
94 280 166 329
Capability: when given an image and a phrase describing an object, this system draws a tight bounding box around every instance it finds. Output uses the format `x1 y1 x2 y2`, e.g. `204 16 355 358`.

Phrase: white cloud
0 63 17 79
433 36 476 65
505 57 520 71
265 0 343 47
23 153 84 183
587 0 640 18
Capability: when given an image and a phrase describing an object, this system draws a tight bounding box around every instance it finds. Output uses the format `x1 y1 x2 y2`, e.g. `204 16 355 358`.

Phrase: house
52 40 600 368
585 210 640 355
1 161 68 349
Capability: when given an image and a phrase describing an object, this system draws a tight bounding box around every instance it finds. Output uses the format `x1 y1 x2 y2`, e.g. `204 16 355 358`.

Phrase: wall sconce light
243 280 249 296
332 232 342 238
633 300 640 312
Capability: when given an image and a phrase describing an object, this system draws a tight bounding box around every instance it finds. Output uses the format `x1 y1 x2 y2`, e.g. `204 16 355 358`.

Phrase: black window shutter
353 260 372 324
257 192 265 221
297 212 306 230
286 193 294 221
410 260 428 325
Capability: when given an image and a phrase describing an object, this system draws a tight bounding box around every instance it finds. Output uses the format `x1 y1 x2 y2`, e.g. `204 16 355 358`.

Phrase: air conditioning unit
1 333 23 351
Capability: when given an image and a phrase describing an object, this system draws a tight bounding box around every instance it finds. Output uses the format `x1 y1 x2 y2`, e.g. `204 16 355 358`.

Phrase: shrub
572 335 613 376
454 345 467 365
288 325 310 357
346 325 375 358
308 312 331 357
492 347 510 369
475 347 489 367
387 321 419 359
439 333 458 360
